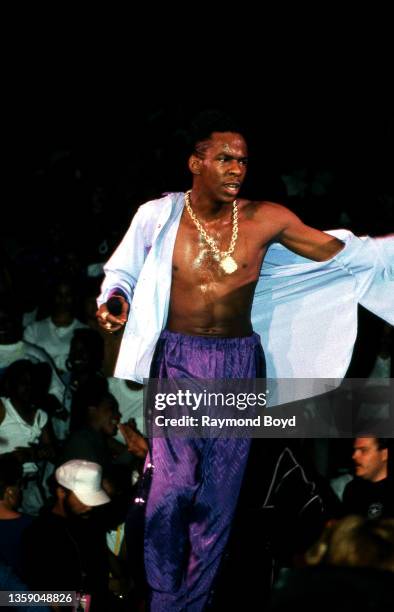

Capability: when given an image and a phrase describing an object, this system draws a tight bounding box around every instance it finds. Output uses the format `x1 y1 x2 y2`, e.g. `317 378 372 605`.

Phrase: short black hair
187 110 246 158
0 359 35 397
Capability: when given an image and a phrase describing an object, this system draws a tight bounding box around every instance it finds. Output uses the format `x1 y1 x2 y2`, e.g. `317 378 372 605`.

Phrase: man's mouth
223 182 241 194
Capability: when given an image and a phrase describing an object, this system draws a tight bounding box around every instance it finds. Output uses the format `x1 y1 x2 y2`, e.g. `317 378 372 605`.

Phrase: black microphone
106 296 123 316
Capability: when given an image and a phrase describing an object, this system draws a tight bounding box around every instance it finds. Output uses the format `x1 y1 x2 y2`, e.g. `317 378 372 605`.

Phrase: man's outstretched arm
266 202 345 261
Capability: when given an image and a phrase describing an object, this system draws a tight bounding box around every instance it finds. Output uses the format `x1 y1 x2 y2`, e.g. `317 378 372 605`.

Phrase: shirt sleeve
251 230 393 402
97 205 149 307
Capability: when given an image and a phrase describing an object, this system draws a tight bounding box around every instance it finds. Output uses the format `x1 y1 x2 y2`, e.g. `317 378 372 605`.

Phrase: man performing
97 112 394 610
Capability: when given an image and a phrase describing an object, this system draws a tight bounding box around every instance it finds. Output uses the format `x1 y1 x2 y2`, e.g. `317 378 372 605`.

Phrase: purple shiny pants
145 330 265 611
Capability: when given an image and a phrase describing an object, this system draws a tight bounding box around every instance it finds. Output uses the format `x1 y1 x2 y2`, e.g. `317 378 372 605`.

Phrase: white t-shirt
24 317 86 372
107 377 144 442
0 396 48 474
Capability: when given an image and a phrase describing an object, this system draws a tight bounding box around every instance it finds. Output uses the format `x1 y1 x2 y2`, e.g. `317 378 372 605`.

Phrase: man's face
53 283 74 311
352 437 388 482
94 396 120 436
192 132 248 202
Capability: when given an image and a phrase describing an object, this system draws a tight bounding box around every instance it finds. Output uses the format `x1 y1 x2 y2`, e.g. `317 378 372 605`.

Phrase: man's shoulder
240 199 293 220
344 476 363 490
139 194 169 211
129 193 184 233
344 477 375 497
22 340 52 362
137 192 183 215
239 200 296 240
24 318 49 334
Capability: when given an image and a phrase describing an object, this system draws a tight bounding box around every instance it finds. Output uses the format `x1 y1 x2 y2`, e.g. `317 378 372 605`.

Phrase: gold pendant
220 255 238 274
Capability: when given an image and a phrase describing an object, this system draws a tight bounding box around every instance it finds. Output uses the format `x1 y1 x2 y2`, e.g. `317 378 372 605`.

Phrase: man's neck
10 398 34 422
52 500 67 518
188 189 232 222
51 312 74 327
371 471 387 483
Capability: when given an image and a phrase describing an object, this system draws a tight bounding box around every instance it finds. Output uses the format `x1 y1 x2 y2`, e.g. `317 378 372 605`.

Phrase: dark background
3 22 394 271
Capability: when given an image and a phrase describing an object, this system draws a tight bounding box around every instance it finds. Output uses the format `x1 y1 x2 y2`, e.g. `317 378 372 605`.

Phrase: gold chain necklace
184 190 238 274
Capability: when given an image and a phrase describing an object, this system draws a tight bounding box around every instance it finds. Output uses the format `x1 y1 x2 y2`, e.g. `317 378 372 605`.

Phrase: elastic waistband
160 329 261 348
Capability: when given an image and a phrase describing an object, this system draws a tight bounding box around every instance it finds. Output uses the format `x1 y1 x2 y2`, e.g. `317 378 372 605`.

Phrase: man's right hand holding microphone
96 295 129 333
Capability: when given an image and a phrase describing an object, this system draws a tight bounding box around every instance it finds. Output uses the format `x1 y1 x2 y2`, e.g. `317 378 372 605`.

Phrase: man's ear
382 448 388 463
188 154 202 176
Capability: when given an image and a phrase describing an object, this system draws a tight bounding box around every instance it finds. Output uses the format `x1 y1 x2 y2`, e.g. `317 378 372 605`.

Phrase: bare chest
172 214 266 292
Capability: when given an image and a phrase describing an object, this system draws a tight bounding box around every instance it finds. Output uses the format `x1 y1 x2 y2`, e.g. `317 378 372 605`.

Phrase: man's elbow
312 237 345 261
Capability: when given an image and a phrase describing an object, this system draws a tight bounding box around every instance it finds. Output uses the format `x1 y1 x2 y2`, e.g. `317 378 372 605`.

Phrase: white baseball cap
55 460 110 507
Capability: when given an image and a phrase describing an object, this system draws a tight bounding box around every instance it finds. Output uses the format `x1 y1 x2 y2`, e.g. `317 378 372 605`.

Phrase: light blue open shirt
98 193 394 403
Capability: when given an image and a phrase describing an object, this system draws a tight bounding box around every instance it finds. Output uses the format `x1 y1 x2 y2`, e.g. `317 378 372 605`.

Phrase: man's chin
220 192 239 203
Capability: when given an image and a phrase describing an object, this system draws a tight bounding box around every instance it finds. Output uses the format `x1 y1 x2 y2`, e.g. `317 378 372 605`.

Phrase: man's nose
228 161 243 175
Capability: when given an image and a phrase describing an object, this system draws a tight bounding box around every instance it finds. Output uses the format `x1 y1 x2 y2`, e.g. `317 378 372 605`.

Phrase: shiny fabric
145 330 265 611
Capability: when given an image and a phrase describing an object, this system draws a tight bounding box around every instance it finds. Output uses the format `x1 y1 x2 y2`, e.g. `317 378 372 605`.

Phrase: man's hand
96 295 129 334
119 419 148 459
